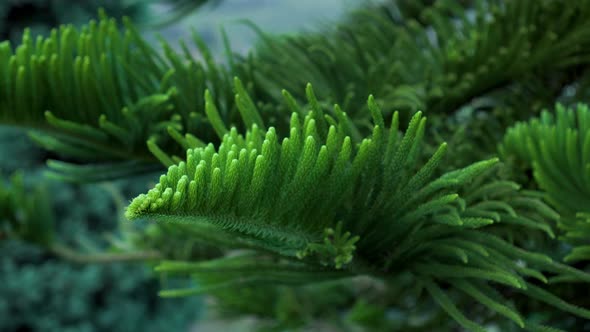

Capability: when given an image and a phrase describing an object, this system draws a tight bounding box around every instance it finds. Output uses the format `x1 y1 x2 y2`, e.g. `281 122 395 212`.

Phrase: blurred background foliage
0 132 202 331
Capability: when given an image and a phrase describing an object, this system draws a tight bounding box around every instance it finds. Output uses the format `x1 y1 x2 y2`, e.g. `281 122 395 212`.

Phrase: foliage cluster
2 0 590 331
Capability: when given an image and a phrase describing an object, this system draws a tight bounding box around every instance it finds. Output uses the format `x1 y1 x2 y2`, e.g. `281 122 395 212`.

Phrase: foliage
0 1 216 331
240 0 590 121
0 7 233 181
500 104 590 216
501 103 590 263
129 84 590 331
1 171 54 246
2 0 590 331
0 240 202 332
0 166 203 331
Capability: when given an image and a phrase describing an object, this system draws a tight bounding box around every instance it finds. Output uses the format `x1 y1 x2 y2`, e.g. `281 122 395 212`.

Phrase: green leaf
422 279 488 332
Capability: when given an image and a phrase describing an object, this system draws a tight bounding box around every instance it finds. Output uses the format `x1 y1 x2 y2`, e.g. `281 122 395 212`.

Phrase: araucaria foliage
2 1 590 331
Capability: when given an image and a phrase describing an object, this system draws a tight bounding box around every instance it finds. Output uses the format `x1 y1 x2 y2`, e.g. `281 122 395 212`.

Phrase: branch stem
49 243 162 264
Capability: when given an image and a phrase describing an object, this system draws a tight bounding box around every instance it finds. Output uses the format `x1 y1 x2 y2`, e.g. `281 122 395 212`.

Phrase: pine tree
2 1 590 331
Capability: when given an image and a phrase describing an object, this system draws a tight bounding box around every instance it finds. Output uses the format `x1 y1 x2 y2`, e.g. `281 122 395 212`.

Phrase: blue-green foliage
1 170 54 246
0 133 202 331
0 241 201 332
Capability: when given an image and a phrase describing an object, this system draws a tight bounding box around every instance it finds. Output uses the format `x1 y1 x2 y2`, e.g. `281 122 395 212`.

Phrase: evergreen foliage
0 162 203 332
2 0 590 331
0 9 233 181
501 103 590 262
501 104 590 216
0 171 54 246
128 84 590 331
241 0 590 120
1 232 201 332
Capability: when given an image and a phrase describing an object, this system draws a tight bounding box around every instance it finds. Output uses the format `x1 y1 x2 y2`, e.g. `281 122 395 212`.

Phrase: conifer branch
127 84 590 330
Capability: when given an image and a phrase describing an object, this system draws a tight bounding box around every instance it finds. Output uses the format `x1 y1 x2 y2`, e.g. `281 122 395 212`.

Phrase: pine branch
127 84 590 330
501 103 590 262
0 11 234 181
241 0 590 124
